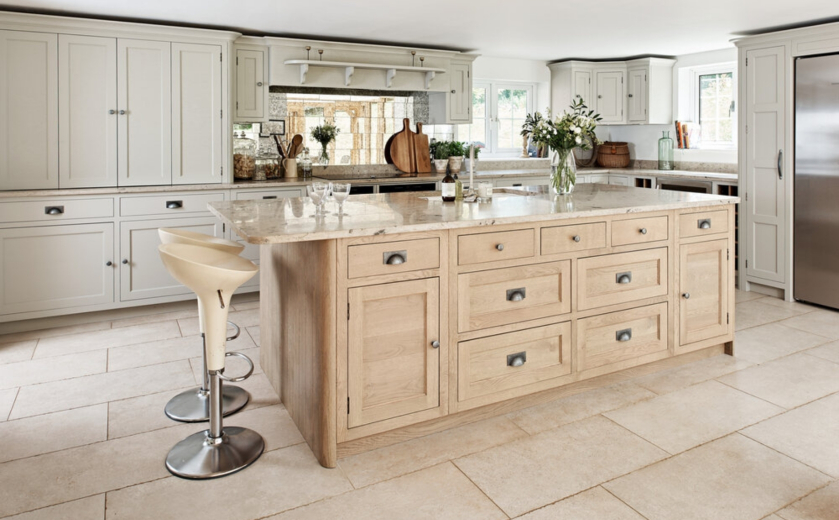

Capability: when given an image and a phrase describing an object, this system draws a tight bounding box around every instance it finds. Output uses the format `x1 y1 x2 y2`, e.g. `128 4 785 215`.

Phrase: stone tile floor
0 290 838 519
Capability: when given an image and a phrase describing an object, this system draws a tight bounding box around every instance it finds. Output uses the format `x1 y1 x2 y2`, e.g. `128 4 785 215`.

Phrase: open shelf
283 59 446 89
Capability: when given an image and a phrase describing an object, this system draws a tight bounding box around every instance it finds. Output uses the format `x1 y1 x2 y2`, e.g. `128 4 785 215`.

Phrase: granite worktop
209 183 739 245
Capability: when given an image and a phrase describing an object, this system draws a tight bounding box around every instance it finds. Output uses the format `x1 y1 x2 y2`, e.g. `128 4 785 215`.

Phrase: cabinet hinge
236 101 239 110
745 125 748 135
727 248 730 261
347 303 350 320
220 109 223 119
223 223 226 232
621 76 624 84
347 397 350 414
746 259 749 268
745 191 748 201
236 56 238 65
746 57 749 66
727 312 730 324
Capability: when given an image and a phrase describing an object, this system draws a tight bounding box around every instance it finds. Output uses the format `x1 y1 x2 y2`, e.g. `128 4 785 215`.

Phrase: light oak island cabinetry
215 185 738 468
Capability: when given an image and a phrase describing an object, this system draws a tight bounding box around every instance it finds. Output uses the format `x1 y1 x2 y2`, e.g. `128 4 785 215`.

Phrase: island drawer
120 193 224 217
457 321 572 403
457 260 571 333
541 222 607 255
0 198 113 223
577 248 668 310
611 215 668 246
457 229 535 266
347 237 440 279
678 209 729 239
577 303 668 372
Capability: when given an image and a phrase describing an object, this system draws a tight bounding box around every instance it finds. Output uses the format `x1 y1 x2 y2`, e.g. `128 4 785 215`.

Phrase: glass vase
550 149 576 195
318 145 330 166
658 131 674 170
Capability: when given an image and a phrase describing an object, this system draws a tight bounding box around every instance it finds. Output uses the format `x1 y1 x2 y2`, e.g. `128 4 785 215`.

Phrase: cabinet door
449 62 471 122
596 70 625 123
0 223 114 314
347 278 440 428
0 31 58 190
609 175 630 186
117 39 171 187
745 46 785 283
58 35 117 188
627 68 647 123
680 239 729 346
172 43 222 185
573 70 592 107
235 48 265 120
120 217 223 301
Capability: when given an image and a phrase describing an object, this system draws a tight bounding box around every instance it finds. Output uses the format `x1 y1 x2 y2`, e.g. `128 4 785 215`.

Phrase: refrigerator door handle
778 149 783 180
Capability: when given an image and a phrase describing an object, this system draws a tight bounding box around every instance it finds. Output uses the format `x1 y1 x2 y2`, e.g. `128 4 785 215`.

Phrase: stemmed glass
332 183 351 216
307 181 329 217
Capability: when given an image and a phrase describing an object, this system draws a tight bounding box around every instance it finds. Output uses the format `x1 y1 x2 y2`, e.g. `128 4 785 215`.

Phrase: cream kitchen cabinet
0 31 58 190
595 70 625 123
234 46 268 122
428 60 473 124
627 68 647 123
679 238 731 350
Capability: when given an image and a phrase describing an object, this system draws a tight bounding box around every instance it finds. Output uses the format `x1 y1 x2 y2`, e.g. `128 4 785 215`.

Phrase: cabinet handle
383 250 407 265
506 288 527 302
616 328 632 342
640 228 647 235
262 196 277 199
108 109 116 115
257 81 264 87
106 261 113 267
698 219 711 230
496 243 504 251
512 183 522 187
166 200 183 209
119 110 126 115
778 149 783 180
573 235 581 242
616 272 632 284
431 340 440 349
683 292 690 299
507 351 527 367
44 206 64 215
122 259 129 265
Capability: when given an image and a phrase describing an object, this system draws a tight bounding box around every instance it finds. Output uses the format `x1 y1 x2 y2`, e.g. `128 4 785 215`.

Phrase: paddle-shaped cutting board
390 118 416 173
414 122 432 173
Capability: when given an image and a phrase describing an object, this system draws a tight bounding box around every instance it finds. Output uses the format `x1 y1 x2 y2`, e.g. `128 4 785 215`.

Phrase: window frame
688 62 737 150
462 80 535 156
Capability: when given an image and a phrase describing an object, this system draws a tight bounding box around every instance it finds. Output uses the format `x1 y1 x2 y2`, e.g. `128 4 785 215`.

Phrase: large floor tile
453 415 667 518
107 386 200 439
507 381 655 435
733 323 830 364
776 481 839 520
755 297 817 315
717 353 839 409
0 387 18 421
781 309 839 339
33 321 181 359
604 434 832 520
109 307 198 329
108 332 254 372
178 309 260 337
605 380 783 454
3 495 105 520
632 354 754 395
104 444 352 520
11 361 195 419
0 404 107 464
0 340 36 364
269 462 505 520
0 350 106 390
736 300 804 331
736 289 766 303
742 393 839 478
0 321 112 345
517 486 645 520
247 326 260 347
339 415 527 488
803 339 839 364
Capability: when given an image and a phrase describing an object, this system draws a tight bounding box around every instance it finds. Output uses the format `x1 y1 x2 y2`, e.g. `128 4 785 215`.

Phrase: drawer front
679 209 729 239
458 322 571 402
0 198 113 223
347 237 440 279
120 193 224 217
578 248 668 310
611 215 668 246
234 188 304 200
541 222 607 255
577 303 668 372
458 260 571 332
458 229 535 266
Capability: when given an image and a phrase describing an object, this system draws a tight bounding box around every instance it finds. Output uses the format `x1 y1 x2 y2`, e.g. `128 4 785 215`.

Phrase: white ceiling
3 0 838 59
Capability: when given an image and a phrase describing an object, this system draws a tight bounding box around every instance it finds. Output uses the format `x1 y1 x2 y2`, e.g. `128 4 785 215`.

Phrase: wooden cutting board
389 118 416 173
413 122 432 173
384 133 396 164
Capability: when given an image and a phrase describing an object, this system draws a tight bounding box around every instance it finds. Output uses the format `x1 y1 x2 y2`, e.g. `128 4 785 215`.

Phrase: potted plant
430 140 449 173
447 141 466 174
311 122 340 166
527 96 601 195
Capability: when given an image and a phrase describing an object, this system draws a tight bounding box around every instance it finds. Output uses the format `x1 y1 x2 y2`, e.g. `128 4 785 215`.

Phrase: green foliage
311 122 339 146
527 96 602 153
520 112 544 137
447 141 467 158
430 140 450 160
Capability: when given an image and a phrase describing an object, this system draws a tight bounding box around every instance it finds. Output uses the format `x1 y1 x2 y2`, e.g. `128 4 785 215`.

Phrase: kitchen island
209 184 738 468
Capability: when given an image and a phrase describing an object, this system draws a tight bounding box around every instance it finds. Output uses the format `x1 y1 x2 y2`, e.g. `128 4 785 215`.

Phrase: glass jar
658 131 674 170
299 148 313 179
254 152 280 181
233 132 256 180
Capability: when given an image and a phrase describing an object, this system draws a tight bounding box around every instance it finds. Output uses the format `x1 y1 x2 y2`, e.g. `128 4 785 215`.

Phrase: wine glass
307 182 328 216
332 183 351 216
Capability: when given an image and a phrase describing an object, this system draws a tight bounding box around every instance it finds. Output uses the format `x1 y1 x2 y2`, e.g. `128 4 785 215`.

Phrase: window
459 81 534 155
689 63 736 149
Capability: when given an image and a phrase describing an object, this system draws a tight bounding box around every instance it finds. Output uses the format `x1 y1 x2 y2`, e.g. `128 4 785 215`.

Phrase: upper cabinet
234 45 268 122
549 58 674 125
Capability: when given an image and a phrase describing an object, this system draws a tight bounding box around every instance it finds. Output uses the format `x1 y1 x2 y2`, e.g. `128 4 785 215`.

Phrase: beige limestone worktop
209 183 739 245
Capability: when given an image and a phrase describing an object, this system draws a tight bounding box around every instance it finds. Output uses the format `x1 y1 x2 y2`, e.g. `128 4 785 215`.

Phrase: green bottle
454 173 463 201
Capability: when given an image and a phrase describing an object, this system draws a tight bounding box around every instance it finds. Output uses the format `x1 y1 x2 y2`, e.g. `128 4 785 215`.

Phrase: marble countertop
576 168 738 182
209 183 739 245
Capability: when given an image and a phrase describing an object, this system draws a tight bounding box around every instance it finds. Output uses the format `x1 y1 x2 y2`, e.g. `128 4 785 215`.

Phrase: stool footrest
226 321 241 341
218 352 254 383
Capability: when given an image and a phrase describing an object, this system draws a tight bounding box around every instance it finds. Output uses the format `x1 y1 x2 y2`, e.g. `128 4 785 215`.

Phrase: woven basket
596 141 630 168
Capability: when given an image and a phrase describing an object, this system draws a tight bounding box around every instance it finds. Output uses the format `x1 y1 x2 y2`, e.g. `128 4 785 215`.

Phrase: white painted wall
472 56 551 112
594 47 738 164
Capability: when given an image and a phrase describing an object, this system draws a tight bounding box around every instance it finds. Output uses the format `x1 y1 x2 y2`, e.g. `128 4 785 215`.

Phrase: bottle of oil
441 171 456 202
454 173 463 201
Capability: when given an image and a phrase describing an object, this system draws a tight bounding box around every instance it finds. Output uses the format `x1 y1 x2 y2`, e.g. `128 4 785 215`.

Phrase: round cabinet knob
257 81 264 87
119 110 126 115
683 292 691 299
431 340 440 349
451 90 456 94
122 259 129 265
628 94 634 98
640 228 648 235
108 109 116 115
105 261 113 267
573 235 581 242
496 244 504 251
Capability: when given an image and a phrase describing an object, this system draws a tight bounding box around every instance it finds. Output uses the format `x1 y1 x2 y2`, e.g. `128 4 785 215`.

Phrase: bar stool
158 228 250 423
159 243 263 478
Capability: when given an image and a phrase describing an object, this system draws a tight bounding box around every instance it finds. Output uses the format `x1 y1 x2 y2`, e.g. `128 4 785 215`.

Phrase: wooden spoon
289 134 304 158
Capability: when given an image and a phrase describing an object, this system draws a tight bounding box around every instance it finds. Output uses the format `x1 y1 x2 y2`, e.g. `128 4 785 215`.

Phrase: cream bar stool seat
159 243 263 479
158 228 250 423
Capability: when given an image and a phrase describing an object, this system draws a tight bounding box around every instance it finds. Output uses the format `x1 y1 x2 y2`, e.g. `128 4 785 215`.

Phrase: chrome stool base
164 385 249 423
165 427 264 479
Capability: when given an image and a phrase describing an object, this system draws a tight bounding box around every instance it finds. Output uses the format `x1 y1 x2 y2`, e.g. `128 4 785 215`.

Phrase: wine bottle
454 173 463 201
441 171 456 202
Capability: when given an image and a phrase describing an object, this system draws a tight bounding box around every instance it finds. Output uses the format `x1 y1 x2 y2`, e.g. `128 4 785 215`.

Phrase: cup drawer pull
383 250 407 265
506 288 527 302
44 206 64 215
616 328 632 342
166 200 183 209
507 351 527 367
698 219 712 229
263 195 278 199
616 272 632 284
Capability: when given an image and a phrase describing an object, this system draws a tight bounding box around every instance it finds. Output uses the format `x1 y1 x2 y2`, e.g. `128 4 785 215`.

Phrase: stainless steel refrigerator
795 53 839 308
